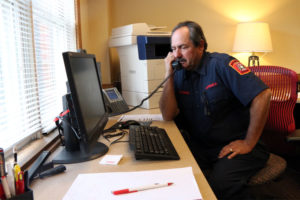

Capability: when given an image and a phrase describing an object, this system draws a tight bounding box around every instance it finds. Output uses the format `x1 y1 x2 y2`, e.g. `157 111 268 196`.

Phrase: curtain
0 0 76 150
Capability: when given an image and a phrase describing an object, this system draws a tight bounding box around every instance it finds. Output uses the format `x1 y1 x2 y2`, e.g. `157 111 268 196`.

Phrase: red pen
112 182 173 195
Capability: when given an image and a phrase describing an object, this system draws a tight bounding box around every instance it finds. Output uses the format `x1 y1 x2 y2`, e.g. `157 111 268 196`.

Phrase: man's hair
172 21 208 50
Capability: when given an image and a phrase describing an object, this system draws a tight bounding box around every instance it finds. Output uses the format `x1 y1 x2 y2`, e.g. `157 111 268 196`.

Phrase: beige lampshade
233 22 273 53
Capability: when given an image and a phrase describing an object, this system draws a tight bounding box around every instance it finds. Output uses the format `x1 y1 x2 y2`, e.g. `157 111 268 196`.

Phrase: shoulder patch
228 59 251 75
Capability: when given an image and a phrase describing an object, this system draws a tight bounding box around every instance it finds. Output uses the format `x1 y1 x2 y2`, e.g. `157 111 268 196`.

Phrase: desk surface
30 109 216 200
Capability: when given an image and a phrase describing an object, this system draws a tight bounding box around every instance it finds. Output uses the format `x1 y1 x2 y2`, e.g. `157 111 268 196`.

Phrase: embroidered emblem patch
228 60 250 75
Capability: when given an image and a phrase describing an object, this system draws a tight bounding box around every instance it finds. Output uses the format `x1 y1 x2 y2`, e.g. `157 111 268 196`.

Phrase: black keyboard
129 125 180 160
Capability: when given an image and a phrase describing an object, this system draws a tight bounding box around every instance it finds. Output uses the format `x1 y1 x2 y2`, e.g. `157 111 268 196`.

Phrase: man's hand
164 52 175 77
218 140 253 159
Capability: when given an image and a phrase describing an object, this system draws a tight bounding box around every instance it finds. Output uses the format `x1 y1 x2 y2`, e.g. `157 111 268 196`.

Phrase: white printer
109 23 171 109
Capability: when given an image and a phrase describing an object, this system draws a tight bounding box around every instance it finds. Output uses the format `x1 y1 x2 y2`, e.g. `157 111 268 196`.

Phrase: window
0 0 77 150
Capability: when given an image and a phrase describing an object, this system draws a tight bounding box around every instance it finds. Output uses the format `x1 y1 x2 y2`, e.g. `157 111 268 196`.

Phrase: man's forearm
245 88 272 148
159 76 179 121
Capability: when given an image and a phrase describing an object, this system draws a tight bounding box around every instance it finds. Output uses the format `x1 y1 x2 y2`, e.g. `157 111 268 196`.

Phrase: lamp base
248 53 259 67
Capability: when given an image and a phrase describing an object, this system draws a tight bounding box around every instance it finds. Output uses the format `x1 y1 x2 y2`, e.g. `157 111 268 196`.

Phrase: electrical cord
54 110 81 146
104 131 125 141
103 130 128 146
59 117 81 140
108 68 179 117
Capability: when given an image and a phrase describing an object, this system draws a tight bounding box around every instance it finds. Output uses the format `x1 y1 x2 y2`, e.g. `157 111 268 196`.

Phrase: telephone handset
102 87 129 114
171 59 183 70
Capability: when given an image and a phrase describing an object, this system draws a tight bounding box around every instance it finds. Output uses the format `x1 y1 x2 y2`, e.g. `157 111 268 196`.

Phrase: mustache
176 58 186 63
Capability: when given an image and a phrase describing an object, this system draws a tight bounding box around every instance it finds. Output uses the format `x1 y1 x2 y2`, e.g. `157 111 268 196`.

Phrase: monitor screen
70 56 106 136
53 52 108 164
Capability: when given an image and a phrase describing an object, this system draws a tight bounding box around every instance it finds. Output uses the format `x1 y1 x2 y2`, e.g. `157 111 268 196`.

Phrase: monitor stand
52 142 108 164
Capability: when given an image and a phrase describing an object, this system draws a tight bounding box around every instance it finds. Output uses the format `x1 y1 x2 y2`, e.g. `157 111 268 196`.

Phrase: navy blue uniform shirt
174 52 268 148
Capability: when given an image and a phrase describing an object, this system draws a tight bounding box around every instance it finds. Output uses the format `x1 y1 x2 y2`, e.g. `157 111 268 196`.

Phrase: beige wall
80 0 111 84
81 0 300 84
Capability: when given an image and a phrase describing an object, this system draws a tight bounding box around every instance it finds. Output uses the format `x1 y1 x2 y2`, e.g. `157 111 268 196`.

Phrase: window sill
15 130 61 171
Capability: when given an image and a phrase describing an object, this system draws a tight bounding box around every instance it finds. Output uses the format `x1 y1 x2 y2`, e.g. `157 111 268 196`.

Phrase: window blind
0 0 76 150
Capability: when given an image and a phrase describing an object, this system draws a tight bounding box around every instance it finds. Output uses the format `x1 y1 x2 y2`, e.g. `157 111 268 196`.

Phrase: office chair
248 65 298 185
250 65 298 152
248 153 286 185
250 66 297 133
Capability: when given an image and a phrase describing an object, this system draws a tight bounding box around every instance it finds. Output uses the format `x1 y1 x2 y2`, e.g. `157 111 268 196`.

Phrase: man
159 21 271 199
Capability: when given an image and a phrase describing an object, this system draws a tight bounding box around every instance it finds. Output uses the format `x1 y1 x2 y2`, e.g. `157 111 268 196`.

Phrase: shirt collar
183 51 209 80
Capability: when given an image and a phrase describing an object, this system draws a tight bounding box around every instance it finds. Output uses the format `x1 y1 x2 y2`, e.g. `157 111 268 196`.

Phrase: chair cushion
248 153 287 185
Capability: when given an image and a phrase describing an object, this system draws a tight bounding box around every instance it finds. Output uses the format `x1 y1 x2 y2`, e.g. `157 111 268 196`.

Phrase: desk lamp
233 22 273 66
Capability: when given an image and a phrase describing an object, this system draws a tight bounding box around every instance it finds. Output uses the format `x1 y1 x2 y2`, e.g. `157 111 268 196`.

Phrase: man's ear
200 40 205 48
197 40 205 52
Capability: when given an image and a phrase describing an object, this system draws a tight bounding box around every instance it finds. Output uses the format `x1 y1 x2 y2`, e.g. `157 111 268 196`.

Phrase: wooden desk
30 109 216 200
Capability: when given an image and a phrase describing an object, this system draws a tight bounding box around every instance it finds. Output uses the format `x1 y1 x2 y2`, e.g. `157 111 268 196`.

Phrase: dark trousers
181 130 269 199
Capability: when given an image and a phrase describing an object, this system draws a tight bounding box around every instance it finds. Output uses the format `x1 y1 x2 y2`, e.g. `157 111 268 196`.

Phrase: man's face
171 27 204 70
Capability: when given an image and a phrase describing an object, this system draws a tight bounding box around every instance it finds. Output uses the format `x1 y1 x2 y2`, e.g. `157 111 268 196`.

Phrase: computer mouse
119 120 140 129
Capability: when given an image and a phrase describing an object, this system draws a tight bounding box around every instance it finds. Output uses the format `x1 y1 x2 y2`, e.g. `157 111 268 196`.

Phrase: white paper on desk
118 114 163 122
63 167 202 200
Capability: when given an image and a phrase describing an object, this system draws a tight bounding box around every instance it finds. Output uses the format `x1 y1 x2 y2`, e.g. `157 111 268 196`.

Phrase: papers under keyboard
129 125 180 160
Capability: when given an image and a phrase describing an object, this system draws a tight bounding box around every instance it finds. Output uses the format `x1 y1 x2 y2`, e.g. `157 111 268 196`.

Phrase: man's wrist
244 138 257 150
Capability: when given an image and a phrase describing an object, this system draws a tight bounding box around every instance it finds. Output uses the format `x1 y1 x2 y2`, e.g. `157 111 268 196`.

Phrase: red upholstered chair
249 65 298 134
247 65 298 185
249 66 298 155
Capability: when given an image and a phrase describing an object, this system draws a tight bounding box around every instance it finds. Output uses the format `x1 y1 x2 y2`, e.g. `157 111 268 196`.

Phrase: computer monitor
53 52 108 164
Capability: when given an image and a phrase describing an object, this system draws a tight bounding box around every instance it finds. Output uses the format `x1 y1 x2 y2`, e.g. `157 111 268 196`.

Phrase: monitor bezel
53 52 108 164
64 52 108 146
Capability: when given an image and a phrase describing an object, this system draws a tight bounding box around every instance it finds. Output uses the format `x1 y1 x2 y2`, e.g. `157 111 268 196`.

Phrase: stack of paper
63 167 202 200
118 114 163 122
